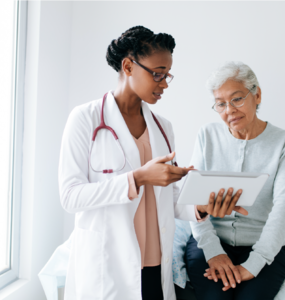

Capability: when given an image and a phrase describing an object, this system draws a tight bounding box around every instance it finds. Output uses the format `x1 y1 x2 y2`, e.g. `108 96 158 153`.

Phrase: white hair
206 61 260 110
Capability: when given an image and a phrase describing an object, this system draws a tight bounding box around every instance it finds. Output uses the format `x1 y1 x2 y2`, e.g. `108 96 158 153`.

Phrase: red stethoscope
89 93 177 174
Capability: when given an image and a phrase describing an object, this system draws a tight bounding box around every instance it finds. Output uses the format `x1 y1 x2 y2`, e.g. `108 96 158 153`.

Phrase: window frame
0 0 27 289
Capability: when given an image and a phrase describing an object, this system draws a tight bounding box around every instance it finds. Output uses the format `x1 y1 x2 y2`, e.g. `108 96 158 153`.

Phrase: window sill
0 279 28 299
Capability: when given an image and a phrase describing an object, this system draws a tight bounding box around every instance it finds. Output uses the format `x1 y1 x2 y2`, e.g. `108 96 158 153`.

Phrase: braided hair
106 26 176 72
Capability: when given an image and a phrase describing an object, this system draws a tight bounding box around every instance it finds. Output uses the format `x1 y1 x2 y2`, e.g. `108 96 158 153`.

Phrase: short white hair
206 61 260 109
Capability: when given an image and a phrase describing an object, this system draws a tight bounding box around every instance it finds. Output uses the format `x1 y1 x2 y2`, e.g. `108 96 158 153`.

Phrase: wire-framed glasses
130 59 174 84
212 85 256 113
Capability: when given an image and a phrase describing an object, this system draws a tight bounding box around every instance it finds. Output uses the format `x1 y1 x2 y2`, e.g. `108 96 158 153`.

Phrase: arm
190 220 226 261
59 107 133 213
241 148 285 277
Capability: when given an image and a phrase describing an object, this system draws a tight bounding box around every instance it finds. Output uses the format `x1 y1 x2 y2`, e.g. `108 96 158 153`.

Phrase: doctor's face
128 50 173 104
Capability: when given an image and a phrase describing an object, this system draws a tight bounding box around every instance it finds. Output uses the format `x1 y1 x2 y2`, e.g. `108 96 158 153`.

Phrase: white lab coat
59 91 198 300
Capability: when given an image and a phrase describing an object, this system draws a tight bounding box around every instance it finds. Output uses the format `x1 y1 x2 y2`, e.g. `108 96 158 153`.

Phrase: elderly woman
185 61 285 300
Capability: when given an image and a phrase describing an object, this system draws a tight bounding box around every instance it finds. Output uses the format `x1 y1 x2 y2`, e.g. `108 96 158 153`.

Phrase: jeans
185 236 285 300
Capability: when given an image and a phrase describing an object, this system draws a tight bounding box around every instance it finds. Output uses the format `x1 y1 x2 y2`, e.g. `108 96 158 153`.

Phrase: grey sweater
190 122 285 277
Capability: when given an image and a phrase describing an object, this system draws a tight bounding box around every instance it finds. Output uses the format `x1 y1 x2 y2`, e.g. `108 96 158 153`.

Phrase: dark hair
106 26 176 72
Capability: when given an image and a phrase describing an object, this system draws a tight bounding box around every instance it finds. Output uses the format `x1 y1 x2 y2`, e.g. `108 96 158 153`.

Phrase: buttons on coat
165 257 169 263
161 227 166 234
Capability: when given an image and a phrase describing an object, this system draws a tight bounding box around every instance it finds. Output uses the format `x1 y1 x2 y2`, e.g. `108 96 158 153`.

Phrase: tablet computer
177 171 269 206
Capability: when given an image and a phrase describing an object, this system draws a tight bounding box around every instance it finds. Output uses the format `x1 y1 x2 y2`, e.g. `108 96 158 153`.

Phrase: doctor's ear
121 58 133 77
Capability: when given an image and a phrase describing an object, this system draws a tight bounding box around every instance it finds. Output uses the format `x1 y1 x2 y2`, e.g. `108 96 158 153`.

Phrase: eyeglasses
130 59 174 84
212 85 256 113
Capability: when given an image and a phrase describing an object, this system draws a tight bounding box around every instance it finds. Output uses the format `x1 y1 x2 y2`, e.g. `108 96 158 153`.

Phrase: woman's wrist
196 205 205 213
196 205 208 218
198 211 208 219
133 168 145 188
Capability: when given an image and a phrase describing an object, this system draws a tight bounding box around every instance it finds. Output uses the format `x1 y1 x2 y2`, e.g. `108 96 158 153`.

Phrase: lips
229 117 243 123
153 92 163 100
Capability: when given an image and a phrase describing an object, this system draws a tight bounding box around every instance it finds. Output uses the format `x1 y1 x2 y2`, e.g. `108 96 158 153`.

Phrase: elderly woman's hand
197 188 248 218
204 254 241 289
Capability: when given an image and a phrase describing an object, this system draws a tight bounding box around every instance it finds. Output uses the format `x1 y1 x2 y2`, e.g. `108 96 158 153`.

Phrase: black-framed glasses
212 85 256 113
130 59 174 84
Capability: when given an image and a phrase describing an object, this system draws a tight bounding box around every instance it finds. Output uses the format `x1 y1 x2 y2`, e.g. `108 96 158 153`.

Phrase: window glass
0 0 17 274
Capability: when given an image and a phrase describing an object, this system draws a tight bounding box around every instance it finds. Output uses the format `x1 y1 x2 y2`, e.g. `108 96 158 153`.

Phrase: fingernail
225 282 228 286
238 280 241 283
232 284 235 288
215 279 218 282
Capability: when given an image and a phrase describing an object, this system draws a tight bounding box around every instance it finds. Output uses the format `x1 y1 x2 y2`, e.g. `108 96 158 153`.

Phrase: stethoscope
89 93 177 174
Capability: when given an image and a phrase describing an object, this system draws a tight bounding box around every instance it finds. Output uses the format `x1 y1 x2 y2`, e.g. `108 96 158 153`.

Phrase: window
0 1 27 289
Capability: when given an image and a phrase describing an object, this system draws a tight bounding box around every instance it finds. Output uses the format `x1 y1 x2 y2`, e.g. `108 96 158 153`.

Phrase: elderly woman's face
213 80 261 132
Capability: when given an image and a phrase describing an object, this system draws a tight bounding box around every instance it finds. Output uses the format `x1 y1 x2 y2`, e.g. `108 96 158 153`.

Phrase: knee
185 237 207 268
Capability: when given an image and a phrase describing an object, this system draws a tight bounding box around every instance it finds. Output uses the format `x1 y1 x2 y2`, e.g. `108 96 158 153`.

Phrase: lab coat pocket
74 227 103 300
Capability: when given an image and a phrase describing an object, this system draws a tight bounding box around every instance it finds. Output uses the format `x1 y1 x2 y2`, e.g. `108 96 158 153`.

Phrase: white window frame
0 0 27 290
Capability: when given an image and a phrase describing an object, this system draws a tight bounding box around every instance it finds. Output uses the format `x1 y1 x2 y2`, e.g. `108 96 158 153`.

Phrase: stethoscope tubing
89 93 177 174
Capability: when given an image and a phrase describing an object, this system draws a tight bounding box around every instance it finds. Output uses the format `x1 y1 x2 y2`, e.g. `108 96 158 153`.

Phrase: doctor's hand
205 254 241 290
204 263 254 291
133 152 193 188
196 188 248 218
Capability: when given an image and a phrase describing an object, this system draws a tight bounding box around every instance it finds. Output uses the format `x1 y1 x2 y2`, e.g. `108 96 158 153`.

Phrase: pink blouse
128 128 161 268
127 127 207 268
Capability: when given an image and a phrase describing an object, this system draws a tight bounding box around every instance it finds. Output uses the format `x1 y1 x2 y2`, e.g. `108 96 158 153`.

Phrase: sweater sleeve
241 147 285 276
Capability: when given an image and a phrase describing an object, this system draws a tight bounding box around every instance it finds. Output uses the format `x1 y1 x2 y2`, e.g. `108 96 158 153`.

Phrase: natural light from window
0 1 17 274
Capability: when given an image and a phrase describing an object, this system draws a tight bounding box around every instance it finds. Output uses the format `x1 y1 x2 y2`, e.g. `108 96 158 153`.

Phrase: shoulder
266 122 285 139
197 122 226 140
68 99 101 124
152 112 172 127
64 99 102 136
70 99 101 118
265 123 285 155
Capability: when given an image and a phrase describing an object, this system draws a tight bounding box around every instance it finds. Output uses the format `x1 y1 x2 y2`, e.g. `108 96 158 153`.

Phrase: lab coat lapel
142 102 170 203
104 92 141 171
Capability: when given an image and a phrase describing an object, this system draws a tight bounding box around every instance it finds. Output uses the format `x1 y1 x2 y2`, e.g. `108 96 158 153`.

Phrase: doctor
58 26 247 300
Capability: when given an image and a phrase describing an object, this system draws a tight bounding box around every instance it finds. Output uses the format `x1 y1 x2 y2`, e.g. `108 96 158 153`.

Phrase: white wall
64 1 285 239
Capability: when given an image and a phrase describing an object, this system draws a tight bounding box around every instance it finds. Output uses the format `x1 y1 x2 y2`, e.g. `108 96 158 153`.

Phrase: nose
225 102 237 114
159 79 168 89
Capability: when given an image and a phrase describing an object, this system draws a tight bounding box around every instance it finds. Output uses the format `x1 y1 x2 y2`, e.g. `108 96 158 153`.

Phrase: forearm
133 167 146 188
241 197 285 276
60 172 132 213
190 220 226 262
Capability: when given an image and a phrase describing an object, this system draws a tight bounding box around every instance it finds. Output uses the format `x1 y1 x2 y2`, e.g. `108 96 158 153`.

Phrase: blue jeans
185 236 285 300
